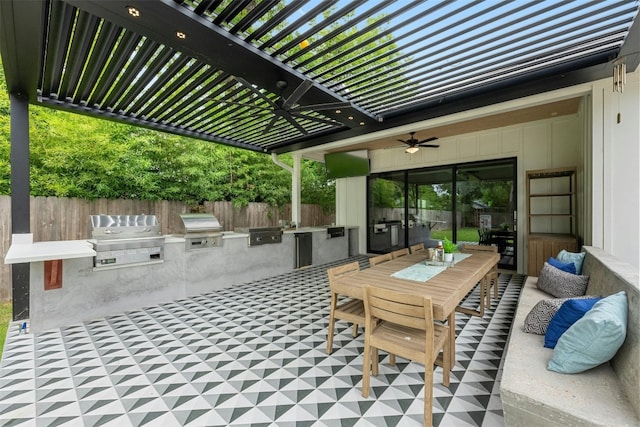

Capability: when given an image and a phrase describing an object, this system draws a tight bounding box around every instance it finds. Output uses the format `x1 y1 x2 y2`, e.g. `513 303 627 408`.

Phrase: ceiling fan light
406 146 419 154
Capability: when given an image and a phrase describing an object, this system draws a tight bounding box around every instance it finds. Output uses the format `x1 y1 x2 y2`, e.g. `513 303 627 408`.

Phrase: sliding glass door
456 159 517 269
367 158 517 269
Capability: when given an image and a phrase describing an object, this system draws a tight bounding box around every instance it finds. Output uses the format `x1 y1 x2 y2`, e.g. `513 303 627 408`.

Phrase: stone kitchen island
4 226 357 333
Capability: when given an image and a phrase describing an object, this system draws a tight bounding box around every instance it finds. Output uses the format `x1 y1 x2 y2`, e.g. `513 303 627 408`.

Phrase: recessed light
335 109 341 114
176 31 186 40
360 121 365 126
127 6 141 17
348 116 354 120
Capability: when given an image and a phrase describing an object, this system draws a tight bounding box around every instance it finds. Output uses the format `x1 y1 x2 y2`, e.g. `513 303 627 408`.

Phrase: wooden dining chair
410 243 425 253
460 243 499 307
391 247 410 259
326 261 365 354
369 253 392 267
361 286 451 427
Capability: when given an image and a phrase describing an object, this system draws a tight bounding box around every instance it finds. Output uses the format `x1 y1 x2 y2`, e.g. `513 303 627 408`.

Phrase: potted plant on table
442 237 457 262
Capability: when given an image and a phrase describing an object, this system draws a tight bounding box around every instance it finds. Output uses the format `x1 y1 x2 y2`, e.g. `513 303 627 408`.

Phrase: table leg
448 311 456 366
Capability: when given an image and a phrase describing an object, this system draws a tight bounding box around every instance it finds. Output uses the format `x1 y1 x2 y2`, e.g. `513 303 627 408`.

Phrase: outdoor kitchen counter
17 226 356 333
4 237 95 264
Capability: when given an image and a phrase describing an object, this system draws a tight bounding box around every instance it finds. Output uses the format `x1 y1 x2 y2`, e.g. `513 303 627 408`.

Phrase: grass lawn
0 300 11 360
431 227 479 243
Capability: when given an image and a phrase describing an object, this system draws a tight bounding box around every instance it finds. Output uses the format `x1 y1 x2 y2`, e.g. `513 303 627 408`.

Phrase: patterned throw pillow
536 262 589 298
523 295 599 335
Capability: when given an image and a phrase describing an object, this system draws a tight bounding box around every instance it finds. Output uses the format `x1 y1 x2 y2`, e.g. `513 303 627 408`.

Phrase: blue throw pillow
557 250 586 275
548 291 628 374
547 257 577 274
544 297 602 348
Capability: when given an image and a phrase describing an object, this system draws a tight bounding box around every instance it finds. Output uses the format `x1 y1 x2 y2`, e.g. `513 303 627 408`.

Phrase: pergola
1 0 639 319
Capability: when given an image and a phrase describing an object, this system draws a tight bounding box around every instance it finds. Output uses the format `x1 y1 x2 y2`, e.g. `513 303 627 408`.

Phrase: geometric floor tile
0 255 524 426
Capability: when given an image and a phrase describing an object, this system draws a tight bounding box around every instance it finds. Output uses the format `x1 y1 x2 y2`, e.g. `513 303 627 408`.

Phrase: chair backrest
460 243 498 254
364 286 433 333
391 248 410 259
369 253 392 267
410 243 425 253
478 228 491 245
327 261 360 284
327 261 360 295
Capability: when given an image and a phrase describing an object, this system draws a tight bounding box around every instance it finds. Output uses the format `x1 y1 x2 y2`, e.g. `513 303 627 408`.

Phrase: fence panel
0 196 334 300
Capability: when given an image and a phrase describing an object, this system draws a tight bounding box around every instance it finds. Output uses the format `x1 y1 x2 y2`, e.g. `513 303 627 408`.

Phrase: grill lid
179 213 222 234
90 214 160 240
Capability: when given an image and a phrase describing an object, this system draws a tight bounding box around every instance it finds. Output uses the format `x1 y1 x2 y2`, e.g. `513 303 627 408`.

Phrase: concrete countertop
5 226 358 264
5 239 96 264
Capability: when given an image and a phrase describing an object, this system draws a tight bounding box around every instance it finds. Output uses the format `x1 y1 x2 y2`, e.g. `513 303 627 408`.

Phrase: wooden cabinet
526 167 579 275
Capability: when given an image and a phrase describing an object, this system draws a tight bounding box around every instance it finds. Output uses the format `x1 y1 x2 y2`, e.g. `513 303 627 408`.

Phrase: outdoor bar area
1 1 639 426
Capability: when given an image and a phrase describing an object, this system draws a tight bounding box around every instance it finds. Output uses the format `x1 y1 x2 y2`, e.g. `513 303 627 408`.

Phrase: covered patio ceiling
1 0 639 154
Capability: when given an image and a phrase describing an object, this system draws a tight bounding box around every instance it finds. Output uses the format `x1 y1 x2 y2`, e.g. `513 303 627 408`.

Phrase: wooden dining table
332 251 500 364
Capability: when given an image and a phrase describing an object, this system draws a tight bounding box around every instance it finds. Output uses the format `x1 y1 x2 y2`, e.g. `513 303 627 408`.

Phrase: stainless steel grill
235 227 283 247
179 213 224 250
90 214 164 268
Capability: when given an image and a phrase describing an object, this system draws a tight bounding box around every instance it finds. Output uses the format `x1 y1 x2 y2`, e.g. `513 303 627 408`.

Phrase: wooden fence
0 196 334 301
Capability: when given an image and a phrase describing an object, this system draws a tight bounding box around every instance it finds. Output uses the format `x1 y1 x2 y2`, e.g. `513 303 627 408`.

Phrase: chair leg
352 323 359 337
424 365 434 427
372 348 379 376
389 353 396 366
326 318 335 354
442 335 451 387
362 343 371 398
493 272 499 299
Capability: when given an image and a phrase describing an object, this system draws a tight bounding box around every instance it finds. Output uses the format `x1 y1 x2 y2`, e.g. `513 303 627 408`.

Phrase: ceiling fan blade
289 101 352 112
418 143 440 147
290 112 340 127
261 115 280 135
417 136 438 144
282 80 314 110
216 100 272 111
397 139 408 143
283 112 308 135
235 76 278 109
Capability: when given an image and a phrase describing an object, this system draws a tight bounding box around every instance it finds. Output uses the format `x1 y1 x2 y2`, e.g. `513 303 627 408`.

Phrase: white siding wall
335 176 367 253
591 70 640 268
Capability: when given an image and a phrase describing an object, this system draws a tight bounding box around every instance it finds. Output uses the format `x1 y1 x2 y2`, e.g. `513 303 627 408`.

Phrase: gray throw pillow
536 262 589 298
523 295 598 335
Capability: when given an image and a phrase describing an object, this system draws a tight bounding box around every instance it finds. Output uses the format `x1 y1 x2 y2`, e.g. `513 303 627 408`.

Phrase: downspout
271 153 301 228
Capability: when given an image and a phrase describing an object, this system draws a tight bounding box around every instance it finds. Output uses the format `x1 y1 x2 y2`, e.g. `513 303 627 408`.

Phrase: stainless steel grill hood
90 214 164 268
178 213 224 250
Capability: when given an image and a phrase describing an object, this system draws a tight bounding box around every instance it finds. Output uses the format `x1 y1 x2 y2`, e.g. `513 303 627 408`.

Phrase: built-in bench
501 246 639 426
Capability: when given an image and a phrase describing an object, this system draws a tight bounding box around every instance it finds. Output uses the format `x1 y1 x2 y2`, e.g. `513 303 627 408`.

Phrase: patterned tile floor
0 256 524 427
